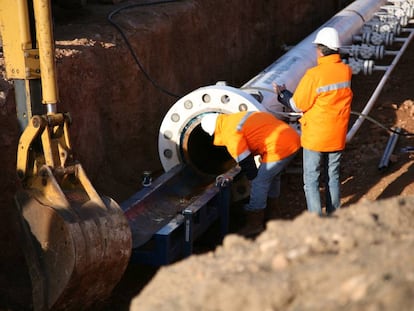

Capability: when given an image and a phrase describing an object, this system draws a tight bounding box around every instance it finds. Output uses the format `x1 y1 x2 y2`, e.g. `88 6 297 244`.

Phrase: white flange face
158 84 263 172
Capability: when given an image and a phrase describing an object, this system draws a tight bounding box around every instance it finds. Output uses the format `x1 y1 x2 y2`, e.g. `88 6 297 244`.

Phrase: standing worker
201 111 300 236
273 27 353 215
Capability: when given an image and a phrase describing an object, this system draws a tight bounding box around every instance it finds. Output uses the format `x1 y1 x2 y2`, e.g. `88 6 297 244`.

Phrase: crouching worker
201 111 300 237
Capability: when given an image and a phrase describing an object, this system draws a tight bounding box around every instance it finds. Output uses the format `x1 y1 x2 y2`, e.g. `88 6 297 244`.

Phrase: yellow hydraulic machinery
0 0 131 310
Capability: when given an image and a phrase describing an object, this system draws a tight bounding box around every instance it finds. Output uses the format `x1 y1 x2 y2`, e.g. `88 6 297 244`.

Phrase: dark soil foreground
1 0 414 310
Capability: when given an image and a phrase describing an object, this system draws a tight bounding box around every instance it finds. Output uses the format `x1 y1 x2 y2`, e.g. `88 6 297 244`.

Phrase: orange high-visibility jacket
213 111 300 163
291 54 353 152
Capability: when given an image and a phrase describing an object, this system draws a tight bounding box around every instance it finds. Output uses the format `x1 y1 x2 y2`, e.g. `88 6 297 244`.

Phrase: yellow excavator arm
0 1 132 310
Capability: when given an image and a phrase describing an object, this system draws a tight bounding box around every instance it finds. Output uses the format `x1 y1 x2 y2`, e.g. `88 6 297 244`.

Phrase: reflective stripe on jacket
213 111 300 163
291 54 353 151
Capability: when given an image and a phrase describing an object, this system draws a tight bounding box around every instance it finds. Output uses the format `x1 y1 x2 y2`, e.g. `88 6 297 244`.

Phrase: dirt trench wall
0 0 342 307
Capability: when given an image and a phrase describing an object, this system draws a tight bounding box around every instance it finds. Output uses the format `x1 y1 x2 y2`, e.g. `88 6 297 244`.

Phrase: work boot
238 209 265 237
265 197 280 221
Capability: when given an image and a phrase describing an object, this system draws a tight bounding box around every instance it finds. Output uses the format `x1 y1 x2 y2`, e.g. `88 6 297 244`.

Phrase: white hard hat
312 27 340 51
201 113 219 136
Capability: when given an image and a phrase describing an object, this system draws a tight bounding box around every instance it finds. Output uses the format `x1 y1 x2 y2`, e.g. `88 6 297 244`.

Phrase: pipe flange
158 84 261 172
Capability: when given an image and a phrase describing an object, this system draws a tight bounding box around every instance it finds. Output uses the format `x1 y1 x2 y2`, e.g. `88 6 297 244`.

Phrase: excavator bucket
14 115 132 310
15 168 131 310
0 1 132 309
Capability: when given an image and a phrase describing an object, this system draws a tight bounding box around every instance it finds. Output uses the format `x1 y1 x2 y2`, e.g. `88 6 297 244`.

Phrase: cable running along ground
107 0 182 98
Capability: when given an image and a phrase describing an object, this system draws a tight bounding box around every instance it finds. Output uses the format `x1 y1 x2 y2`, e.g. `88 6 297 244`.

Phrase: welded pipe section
158 0 400 173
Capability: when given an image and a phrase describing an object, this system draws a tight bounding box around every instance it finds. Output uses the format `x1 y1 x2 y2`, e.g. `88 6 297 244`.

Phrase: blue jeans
246 153 297 211
303 148 342 215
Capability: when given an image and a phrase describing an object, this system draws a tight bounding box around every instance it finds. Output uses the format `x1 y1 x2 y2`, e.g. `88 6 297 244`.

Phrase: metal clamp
215 174 232 187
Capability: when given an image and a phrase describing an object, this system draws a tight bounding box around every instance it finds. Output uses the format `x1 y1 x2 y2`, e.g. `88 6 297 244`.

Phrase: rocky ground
1 0 414 310
131 197 414 311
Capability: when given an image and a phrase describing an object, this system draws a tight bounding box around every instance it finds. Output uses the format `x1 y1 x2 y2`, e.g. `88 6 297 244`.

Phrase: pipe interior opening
182 122 236 176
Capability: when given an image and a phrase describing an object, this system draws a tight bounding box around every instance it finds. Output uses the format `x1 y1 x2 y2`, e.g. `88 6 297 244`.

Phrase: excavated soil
1 0 414 310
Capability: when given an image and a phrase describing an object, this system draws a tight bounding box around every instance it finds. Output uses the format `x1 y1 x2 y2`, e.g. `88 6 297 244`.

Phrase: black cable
107 0 182 98
350 111 414 137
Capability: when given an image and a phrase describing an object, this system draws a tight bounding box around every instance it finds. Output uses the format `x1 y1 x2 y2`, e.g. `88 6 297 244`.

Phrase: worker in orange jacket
201 111 300 236
273 27 353 215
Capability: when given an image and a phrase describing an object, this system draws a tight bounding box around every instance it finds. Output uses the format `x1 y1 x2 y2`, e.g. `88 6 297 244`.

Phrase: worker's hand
272 82 286 95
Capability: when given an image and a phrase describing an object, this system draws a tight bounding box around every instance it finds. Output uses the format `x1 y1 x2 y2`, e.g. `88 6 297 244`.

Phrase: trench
2 0 413 309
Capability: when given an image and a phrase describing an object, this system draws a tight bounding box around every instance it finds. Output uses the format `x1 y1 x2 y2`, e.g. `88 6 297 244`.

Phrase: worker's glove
239 154 258 180
277 89 293 110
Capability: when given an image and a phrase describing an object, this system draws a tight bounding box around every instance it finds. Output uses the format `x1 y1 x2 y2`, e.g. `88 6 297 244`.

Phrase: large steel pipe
158 0 390 173
242 0 388 109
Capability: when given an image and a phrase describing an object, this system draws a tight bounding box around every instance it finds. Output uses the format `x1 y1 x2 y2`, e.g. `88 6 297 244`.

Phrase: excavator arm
0 1 131 310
